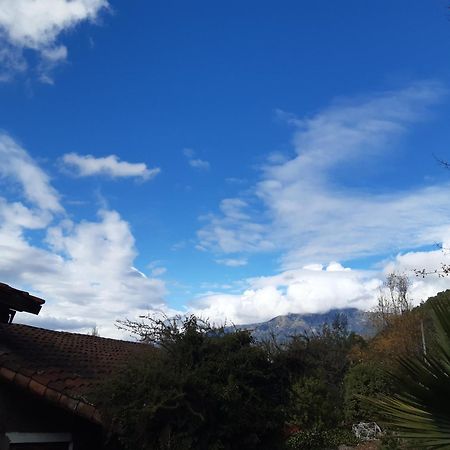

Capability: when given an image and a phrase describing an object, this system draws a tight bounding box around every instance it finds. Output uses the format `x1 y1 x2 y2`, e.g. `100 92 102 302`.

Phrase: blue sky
2 0 450 336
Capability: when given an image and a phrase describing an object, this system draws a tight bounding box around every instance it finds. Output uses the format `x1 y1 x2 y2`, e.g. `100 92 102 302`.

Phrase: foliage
371 298 450 448
344 361 393 422
356 313 425 368
96 315 287 450
94 289 450 449
286 427 359 450
282 313 359 430
282 313 356 382
289 376 340 430
379 432 407 450
362 273 425 365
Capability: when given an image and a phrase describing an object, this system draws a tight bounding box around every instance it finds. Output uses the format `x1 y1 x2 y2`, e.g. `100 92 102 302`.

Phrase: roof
0 323 152 424
0 283 45 315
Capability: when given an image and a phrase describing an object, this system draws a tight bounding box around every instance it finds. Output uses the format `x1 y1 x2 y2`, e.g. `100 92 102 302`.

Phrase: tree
362 273 424 364
371 298 450 448
372 272 412 331
289 376 340 430
343 361 393 423
282 313 358 430
96 315 288 450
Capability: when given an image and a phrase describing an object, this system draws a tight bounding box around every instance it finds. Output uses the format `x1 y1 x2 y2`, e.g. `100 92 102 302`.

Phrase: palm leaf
367 299 450 448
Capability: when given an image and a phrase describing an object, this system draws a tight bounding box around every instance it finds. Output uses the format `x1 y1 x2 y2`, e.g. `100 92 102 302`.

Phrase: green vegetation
95 286 450 450
97 316 287 450
372 293 450 448
344 361 393 423
286 427 360 450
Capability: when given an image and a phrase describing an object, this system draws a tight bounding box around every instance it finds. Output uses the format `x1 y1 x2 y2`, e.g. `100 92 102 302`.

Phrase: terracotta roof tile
0 322 153 423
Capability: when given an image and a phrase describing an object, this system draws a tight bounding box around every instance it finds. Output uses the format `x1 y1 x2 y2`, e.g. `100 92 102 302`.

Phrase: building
0 283 149 450
0 283 44 325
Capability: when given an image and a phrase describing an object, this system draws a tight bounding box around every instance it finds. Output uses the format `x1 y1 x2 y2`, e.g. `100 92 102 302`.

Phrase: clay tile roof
0 322 153 423
0 283 45 315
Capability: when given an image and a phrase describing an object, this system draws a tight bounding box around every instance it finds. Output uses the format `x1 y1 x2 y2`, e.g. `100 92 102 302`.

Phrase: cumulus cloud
62 153 161 180
383 242 450 301
190 263 382 324
183 148 210 171
198 82 450 267
0 133 169 338
4 208 169 338
189 81 450 324
191 254 450 325
0 0 109 81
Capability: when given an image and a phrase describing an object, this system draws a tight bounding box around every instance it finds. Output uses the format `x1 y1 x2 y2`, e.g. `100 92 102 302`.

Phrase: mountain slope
236 308 372 342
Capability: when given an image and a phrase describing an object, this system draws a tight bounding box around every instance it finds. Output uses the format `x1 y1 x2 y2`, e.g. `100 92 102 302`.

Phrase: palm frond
368 299 450 448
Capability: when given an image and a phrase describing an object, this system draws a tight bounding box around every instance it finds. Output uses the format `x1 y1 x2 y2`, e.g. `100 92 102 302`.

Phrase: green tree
343 361 393 423
282 313 359 430
289 376 340 430
96 315 288 450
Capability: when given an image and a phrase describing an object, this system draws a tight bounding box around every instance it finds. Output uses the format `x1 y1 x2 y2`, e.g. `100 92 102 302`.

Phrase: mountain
235 308 372 342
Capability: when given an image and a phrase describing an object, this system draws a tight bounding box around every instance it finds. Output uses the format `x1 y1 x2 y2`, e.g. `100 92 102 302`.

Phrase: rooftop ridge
9 322 143 345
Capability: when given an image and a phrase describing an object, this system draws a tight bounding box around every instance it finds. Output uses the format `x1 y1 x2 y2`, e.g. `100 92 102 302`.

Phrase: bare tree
373 272 412 330
89 325 100 337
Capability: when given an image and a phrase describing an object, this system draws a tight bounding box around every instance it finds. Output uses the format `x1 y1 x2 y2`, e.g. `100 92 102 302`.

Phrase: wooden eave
0 283 45 315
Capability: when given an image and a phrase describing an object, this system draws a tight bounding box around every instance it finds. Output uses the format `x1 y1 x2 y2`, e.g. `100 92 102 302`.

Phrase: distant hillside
235 308 372 342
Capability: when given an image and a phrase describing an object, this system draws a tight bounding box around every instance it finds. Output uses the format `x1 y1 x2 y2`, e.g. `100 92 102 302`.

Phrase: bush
379 432 409 449
282 314 359 430
344 361 393 423
286 427 359 450
96 316 288 450
288 376 342 429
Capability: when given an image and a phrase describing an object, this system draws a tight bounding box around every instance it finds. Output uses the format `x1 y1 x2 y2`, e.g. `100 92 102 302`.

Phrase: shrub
96 316 287 450
286 427 359 450
288 376 342 430
344 361 393 422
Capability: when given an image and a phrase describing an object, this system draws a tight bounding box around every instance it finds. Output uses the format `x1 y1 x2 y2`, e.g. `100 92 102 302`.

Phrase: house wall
0 383 104 450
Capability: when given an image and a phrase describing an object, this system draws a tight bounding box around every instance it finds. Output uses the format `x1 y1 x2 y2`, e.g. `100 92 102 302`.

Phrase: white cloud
190 263 382 324
189 159 210 170
183 148 210 171
191 82 450 324
0 134 62 212
0 45 27 81
0 198 51 229
62 153 161 180
383 243 450 302
151 266 167 277
198 198 273 253
191 255 450 325
215 258 248 267
0 0 109 81
41 45 68 62
198 82 450 268
0 133 169 338
4 207 170 338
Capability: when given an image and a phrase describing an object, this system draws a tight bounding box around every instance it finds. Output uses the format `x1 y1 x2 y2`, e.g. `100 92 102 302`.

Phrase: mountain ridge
235 308 372 342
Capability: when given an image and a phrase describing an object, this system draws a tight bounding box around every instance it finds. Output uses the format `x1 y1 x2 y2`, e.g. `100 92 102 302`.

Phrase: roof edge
0 367 102 425
0 283 45 316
